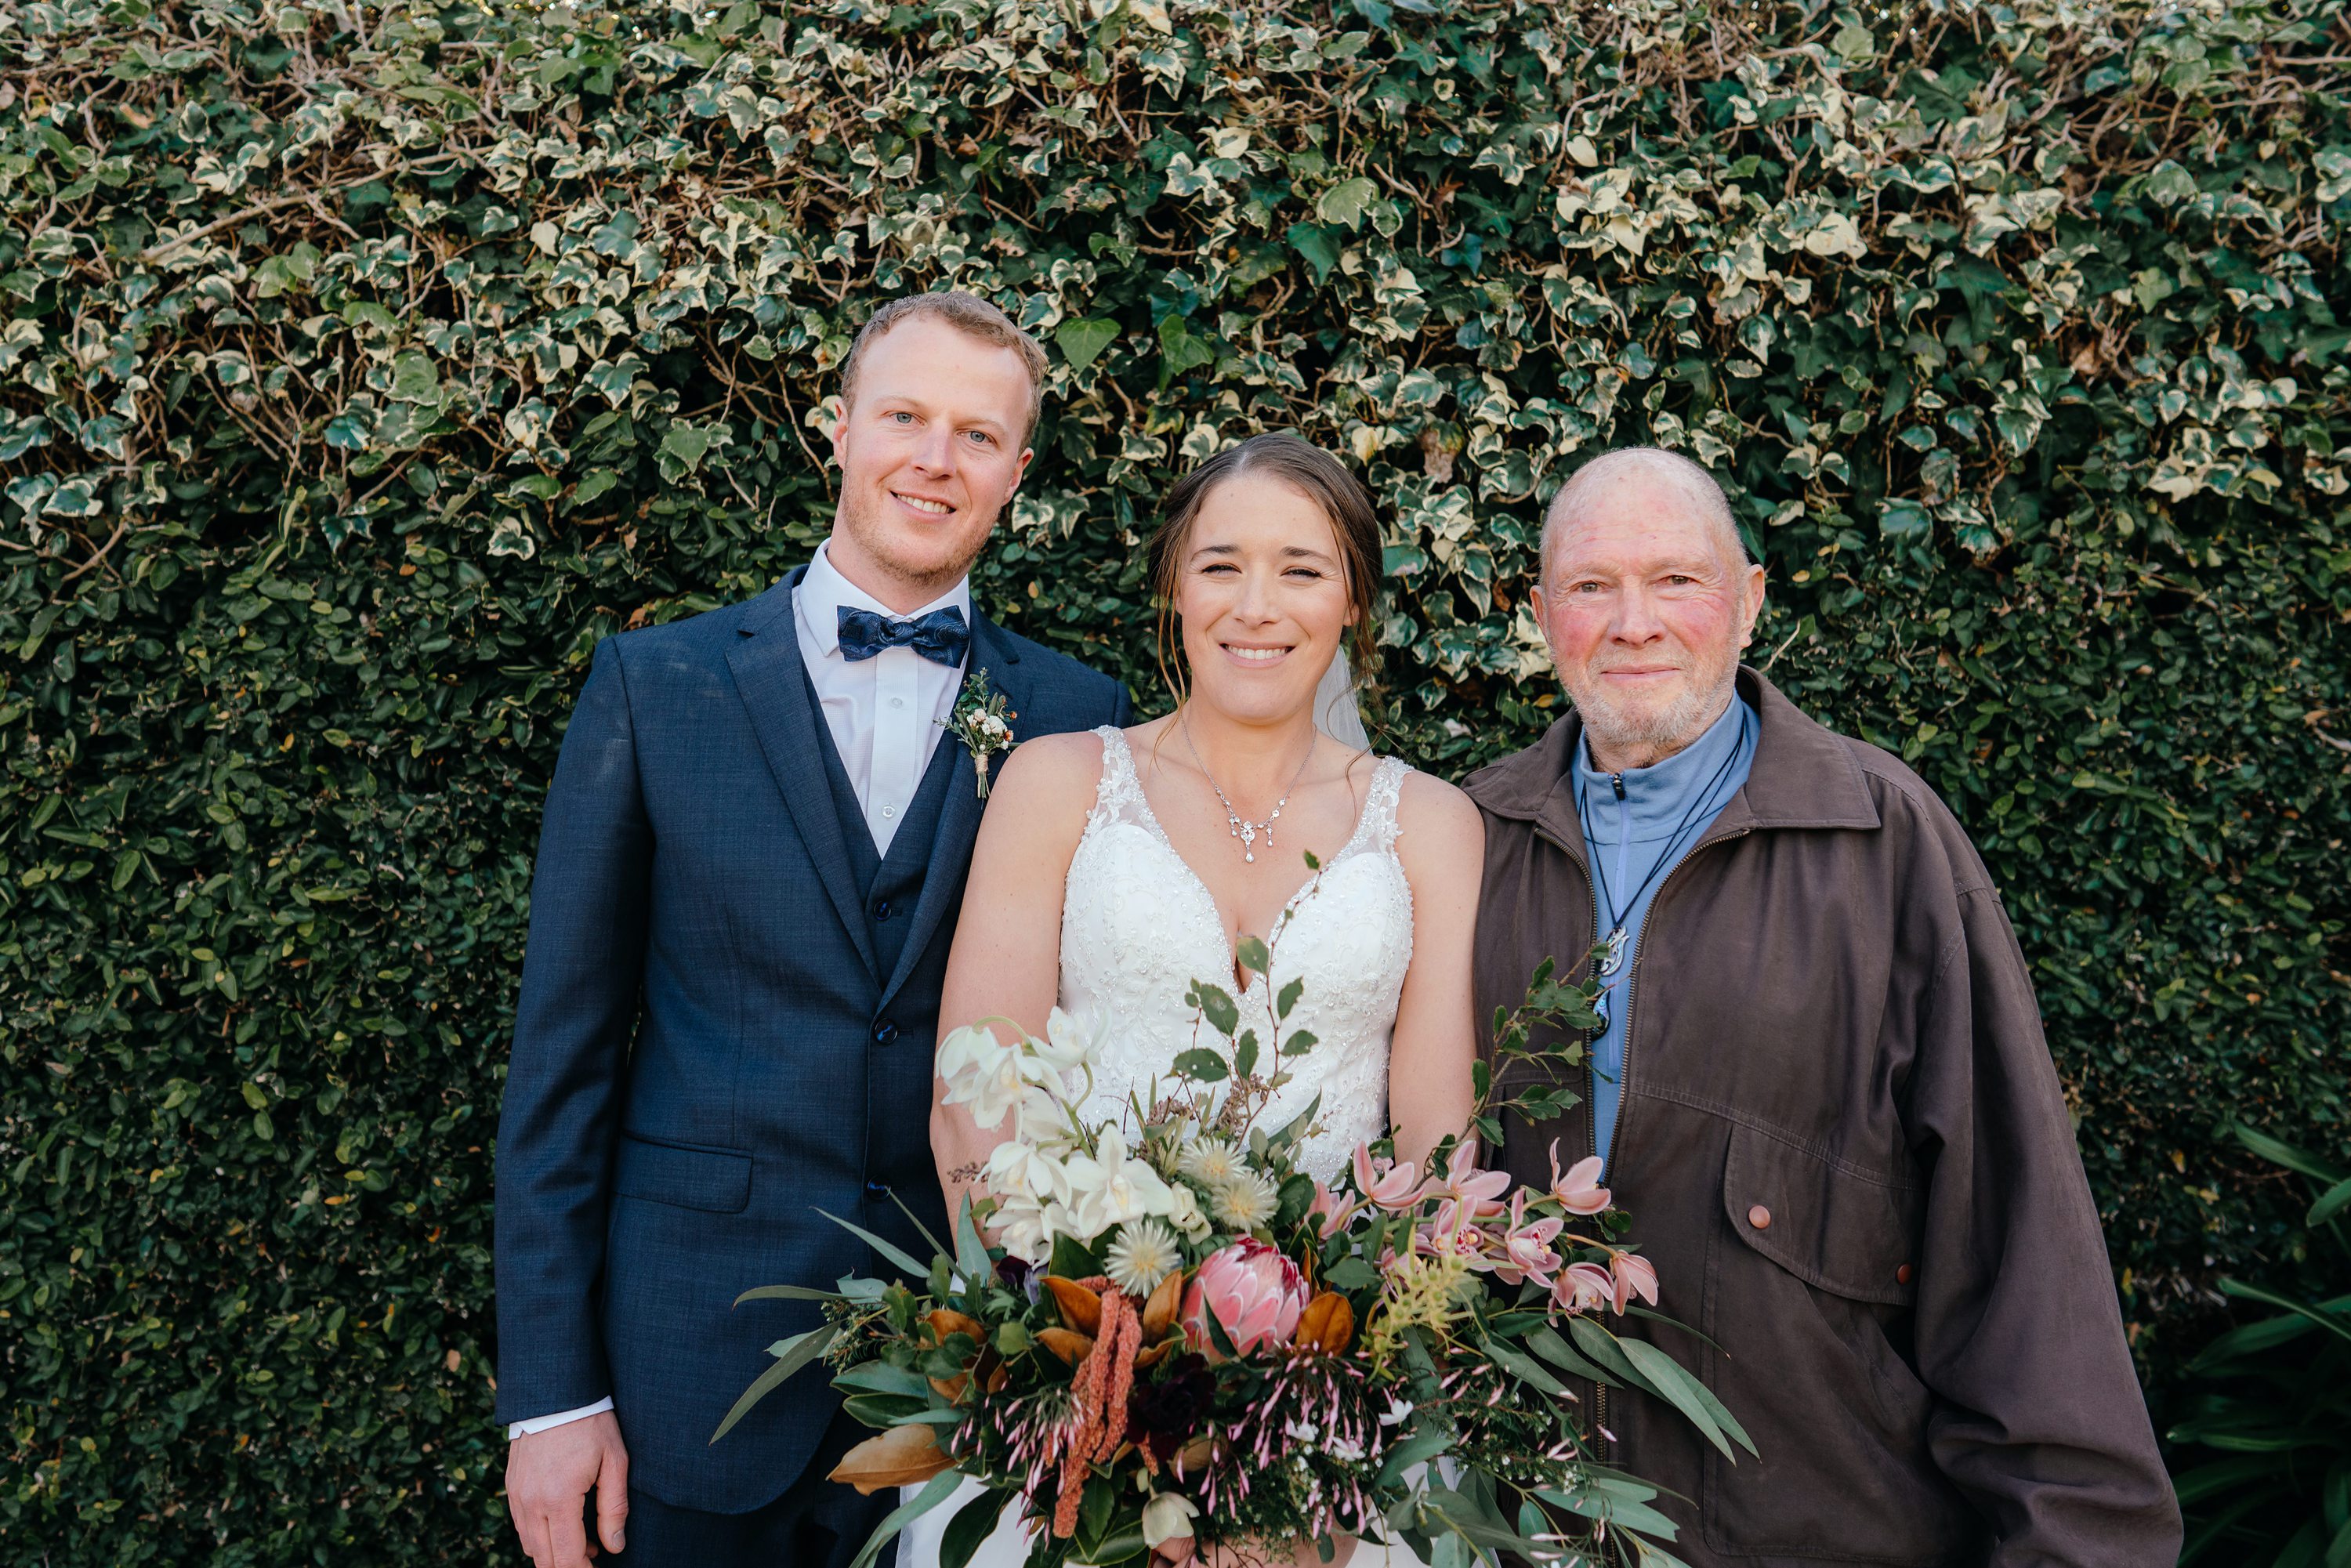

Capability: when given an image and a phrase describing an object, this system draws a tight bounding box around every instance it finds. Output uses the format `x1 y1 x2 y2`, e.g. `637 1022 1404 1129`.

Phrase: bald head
1529 444 1767 771
1540 447 1747 581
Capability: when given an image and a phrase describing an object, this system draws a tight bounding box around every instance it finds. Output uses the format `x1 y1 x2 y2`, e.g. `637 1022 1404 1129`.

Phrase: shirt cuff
507 1397 614 1439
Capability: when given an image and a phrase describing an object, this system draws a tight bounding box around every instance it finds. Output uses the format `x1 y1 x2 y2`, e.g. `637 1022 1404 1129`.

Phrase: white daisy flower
1176 1137 1242 1186
1209 1168 1279 1230
1103 1218 1181 1296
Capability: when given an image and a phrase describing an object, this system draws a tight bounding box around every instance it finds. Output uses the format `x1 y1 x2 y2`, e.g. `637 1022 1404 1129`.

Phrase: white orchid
1141 1490 1198 1549
1058 1131 1178 1241
937 1025 1026 1131
1165 1182 1210 1237
1031 1006 1103 1076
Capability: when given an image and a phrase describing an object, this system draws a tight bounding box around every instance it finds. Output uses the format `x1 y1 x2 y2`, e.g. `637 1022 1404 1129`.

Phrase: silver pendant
1599 925 1628 977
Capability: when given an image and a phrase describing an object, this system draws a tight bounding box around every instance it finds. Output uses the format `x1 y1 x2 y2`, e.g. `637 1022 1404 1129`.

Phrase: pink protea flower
1554 1261 1615 1315
1351 1143 1423 1210
1546 1139 1613 1216
1609 1251 1660 1312
1181 1238 1307 1360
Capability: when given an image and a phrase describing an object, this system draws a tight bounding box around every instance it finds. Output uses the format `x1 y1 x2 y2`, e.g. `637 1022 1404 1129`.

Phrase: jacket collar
1464 667 1880 855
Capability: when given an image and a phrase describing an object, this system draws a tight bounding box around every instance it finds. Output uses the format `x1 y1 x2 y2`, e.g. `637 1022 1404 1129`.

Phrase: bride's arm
1385 773 1486 1172
932 730 1104 1225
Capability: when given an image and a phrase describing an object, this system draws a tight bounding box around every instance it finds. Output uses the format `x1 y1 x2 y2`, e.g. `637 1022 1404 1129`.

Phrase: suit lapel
878 613 1037 1011
722 570 882 981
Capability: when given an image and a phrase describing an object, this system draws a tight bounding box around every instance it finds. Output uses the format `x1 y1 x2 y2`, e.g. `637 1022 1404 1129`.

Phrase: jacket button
872 1019 899 1046
1747 1204 1772 1230
1896 1263 1915 1286
874 899 893 920
865 1179 890 1200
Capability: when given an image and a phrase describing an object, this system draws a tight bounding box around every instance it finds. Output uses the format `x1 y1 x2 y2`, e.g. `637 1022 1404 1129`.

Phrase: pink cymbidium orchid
1555 1261 1617 1315
1609 1251 1660 1313
1306 1180 1360 1239
1425 1143 1510 1222
1351 1143 1424 1210
1492 1191 1564 1287
1546 1139 1613 1216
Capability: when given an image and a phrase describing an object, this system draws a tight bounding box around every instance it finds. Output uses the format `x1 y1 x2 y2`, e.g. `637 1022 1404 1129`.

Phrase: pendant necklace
1582 715 1748 980
1181 712 1315 864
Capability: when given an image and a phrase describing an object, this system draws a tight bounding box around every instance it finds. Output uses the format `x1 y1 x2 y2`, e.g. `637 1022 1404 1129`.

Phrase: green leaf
710 1325 836 1443
816 1208 934 1279
1319 176 1378 229
2231 1124 2349 1185
1171 1048 1229 1082
1287 221 1339 282
940 1484 1014 1568
1192 982 1239 1037
1054 318 1120 371
1232 1029 1259 1079
1235 934 1270 976
732 1283 842 1306
1276 976 1306 1020
1617 1334 1755 1459
2309 1175 2351 1229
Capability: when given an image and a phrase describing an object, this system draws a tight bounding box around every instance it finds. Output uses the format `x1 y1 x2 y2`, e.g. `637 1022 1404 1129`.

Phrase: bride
907 432 1486 1568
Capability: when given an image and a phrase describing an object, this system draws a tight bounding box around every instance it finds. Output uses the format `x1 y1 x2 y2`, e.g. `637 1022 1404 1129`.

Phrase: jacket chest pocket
1699 1122 1977 1562
1722 1121 1920 1307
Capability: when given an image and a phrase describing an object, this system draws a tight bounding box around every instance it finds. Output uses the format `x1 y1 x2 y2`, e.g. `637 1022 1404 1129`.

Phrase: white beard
1569 661 1737 763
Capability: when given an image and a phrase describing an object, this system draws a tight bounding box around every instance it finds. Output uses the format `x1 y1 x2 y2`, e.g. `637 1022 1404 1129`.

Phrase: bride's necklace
1179 712 1315 865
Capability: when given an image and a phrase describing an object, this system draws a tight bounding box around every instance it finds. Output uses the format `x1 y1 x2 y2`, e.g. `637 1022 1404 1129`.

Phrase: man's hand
506 1410 629 1566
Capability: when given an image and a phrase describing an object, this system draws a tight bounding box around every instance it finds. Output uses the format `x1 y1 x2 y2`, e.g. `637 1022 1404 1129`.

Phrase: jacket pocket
1701 1121 1975 1563
612 1132 752 1214
1721 1121 1921 1306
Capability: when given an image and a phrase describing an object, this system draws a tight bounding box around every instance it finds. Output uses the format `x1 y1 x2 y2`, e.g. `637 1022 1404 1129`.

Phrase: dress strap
1086 725 1150 832
1360 755 1411 852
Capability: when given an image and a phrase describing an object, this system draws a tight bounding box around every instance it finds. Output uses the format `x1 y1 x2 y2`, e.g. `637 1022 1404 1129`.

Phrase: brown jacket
1465 668 2179 1567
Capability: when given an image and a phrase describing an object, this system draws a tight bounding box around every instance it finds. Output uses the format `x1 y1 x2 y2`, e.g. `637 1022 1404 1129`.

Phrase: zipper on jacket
1539 817 1752 1471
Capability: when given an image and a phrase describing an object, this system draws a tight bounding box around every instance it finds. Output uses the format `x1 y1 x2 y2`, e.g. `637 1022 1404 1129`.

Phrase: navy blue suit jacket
492 571 1130 1512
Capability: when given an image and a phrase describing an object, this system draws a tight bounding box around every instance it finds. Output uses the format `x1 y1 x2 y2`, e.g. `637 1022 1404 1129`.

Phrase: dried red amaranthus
1052 1283 1142 1537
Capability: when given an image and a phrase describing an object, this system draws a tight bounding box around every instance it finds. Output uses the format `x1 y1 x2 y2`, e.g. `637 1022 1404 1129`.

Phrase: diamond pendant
1599 925 1629 977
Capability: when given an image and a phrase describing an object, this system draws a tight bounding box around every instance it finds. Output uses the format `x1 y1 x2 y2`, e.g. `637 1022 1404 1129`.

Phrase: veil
1315 646 1371 750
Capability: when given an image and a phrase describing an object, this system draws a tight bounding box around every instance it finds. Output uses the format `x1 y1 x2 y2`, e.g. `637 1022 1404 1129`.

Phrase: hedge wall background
2 0 2346 1559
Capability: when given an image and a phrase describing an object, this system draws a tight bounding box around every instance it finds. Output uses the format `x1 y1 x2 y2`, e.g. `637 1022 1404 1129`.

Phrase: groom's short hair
839 291 1050 445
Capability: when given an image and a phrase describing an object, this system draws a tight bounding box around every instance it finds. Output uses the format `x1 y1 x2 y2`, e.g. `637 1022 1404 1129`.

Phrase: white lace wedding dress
898 726 1428 1567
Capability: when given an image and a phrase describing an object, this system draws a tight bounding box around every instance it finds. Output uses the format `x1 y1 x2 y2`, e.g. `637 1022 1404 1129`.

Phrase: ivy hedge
2 0 2346 1559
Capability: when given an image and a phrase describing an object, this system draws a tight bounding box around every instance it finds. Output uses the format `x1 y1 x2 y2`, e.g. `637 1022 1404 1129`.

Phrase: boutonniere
942 668 1016 798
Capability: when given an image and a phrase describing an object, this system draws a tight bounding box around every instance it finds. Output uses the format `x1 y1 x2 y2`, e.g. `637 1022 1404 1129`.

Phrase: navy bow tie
836 604 969 667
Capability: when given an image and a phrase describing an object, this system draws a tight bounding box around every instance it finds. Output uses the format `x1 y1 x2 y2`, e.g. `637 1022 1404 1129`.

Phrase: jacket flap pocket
614 1133 752 1214
1722 1122 1920 1306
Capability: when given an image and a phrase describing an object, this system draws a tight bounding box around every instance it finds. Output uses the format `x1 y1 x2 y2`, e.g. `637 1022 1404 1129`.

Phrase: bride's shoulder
1388 765 1485 867
993 726 1111 802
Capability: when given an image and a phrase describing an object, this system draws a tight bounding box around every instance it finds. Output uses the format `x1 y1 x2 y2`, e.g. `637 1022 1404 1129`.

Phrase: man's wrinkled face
1532 475 1766 767
827 316 1034 607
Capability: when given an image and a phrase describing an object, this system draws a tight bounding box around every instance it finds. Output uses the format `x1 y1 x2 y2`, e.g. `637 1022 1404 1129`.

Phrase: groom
494 292 1130 1568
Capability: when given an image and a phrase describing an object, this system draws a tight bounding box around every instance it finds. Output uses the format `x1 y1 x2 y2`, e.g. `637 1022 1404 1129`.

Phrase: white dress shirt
790 539 971 858
508 543 971 1440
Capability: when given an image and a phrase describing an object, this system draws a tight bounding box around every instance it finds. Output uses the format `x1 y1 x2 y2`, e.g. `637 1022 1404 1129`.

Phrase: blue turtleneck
1570 692 1759 1170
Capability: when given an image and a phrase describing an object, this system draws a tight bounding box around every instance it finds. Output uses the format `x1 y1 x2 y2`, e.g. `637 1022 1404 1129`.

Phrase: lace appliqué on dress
1057 726 1415 1182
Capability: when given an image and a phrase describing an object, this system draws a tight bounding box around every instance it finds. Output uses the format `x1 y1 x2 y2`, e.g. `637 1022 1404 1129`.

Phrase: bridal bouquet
719 936 1750 1568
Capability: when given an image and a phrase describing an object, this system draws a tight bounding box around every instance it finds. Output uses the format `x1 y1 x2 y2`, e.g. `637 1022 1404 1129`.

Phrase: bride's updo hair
1146 432 1384 704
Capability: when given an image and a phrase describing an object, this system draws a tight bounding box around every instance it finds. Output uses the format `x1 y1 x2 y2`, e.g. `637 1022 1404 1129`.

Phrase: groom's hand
506 1411 629 1566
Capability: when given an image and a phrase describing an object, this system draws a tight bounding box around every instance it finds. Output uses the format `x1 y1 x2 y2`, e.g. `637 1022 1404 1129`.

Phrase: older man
1466 448 2179 1564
